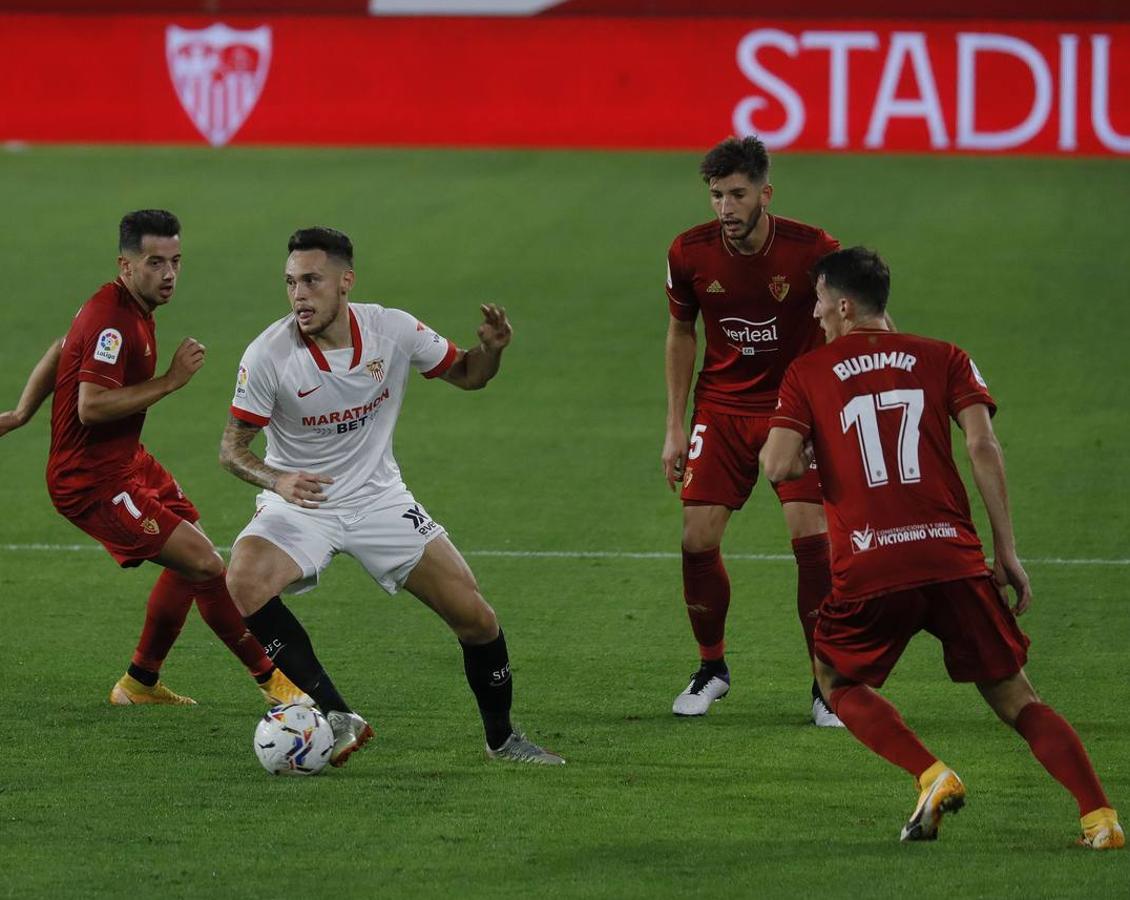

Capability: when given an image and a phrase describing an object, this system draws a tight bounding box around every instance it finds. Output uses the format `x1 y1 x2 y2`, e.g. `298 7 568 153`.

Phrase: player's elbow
76 398 103 426
218 442 238 472
759 450 791 485
964 432 1002 463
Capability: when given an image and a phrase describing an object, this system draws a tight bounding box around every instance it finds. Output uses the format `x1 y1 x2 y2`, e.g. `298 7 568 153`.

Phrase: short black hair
119 209 180 254
812 247 890 315
700 136 770 184
287 226 354 267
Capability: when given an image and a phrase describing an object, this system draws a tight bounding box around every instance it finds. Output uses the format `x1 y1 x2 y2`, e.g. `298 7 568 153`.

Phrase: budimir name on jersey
302 388 390 433
832 351 917 382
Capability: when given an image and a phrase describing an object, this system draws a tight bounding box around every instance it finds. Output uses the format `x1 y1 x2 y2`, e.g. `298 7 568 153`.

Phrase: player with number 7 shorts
2 210 308 709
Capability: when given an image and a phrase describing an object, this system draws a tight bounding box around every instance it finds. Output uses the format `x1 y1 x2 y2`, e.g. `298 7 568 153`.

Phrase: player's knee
178 550 225 583
1004 689 1042 727
457 595 498 643
225 565 265 614
681 526 722 554
978 674 1040 726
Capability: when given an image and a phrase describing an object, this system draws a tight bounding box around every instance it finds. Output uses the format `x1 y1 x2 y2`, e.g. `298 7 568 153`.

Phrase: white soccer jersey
230 303 457 508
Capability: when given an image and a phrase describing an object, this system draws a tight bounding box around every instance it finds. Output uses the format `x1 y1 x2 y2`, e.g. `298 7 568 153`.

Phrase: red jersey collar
115 278 155 320
721 214 775 258
300 305 363 373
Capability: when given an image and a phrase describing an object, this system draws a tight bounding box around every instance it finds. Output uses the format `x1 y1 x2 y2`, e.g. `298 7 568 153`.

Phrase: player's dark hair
700 136 770 184
288 227 354 267
119 209 180 254
812 247 890 315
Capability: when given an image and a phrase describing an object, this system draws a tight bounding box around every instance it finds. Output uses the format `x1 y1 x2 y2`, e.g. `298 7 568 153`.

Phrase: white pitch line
1 543 1127 566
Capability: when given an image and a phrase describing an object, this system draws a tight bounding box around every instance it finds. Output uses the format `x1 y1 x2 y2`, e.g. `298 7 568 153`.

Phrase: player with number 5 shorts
661 136 843 724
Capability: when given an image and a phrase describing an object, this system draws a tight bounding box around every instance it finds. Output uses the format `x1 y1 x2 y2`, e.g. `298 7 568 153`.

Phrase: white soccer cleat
811 694 846 728
672 665 730 717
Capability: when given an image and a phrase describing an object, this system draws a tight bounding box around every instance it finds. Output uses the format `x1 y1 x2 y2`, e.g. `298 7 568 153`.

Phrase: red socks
791 534 831 660
131 568 195 673
829 692 1112 816
132 569 273 678
830 684 938 778
1015 702 1111 816
681 547 730 660
682 537 828 665
192 573 274 678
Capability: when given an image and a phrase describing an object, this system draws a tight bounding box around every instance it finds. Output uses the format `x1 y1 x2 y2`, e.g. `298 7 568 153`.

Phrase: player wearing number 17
761 247 1121 848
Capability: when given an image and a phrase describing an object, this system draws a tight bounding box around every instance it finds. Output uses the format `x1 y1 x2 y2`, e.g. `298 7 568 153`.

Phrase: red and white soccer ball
254 703 333 776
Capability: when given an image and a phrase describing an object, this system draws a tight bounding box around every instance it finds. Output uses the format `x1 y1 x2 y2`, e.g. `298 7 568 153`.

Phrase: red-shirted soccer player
761 246 1122 848
662 136 843 725
1 210 307 708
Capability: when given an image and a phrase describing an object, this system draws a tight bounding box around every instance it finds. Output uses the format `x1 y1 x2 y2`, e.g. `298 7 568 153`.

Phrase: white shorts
233 485 446 596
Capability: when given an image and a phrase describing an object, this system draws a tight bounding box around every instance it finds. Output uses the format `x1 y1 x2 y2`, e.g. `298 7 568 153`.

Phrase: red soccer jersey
666 214 839 414
772 329 996 601
47 280 158 515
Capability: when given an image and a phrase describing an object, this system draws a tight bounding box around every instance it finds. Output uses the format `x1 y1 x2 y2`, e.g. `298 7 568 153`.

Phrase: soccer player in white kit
219 227 563 767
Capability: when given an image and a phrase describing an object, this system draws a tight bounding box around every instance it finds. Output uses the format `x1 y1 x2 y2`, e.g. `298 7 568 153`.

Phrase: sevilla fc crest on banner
166 24 271 147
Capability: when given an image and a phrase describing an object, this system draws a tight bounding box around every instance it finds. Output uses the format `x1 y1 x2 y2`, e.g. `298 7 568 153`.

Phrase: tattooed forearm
219 415 281 490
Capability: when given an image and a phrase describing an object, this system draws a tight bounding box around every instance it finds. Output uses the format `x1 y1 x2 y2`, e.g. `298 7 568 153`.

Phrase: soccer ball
253 703 334 776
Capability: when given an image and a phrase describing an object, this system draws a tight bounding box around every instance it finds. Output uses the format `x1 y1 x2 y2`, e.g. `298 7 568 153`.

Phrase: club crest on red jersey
166 24 272 147
141 517 161 536
768 275 791 302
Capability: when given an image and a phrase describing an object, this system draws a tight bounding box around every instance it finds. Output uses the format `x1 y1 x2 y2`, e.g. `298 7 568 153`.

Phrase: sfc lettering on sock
491 663 512 686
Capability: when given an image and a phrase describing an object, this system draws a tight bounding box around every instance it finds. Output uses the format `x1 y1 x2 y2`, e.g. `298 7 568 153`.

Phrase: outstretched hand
477 303 512 353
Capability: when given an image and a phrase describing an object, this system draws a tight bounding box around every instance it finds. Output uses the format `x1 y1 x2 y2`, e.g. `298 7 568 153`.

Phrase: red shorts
680 408 822 509
814 576 1030 687
62 452 199 568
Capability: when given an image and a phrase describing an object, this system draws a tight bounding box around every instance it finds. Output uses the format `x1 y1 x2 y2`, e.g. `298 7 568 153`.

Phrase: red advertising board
1 15 1127 154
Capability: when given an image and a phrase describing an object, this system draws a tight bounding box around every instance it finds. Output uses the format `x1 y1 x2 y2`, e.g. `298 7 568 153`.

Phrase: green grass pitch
0 146 1127 898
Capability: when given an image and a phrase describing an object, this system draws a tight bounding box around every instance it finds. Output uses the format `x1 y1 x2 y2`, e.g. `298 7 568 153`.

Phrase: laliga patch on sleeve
666 260 673 289
235 364 249 398
969 358 988 388
93 328 123 364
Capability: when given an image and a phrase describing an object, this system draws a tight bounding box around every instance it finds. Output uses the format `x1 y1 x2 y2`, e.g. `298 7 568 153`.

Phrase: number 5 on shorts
112 491 142 519
688 424 708 460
